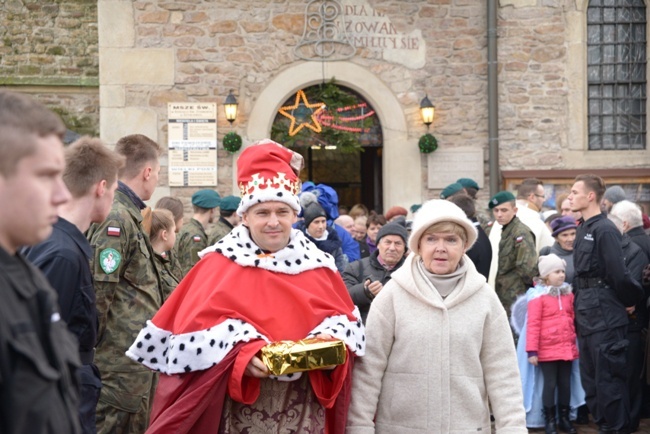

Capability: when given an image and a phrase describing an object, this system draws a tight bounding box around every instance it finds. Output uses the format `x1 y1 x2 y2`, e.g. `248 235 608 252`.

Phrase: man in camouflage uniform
86 134 163 434
488 191 538 314
207 195 241 245
175 189 220 277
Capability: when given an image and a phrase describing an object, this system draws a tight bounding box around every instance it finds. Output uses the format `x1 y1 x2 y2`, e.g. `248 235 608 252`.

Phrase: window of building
587 0 647 150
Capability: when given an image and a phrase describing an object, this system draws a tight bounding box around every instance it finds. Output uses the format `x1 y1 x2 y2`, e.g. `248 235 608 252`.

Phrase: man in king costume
127 139 365 434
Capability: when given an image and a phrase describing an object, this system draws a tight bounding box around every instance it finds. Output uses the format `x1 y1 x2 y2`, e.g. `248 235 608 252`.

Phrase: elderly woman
346 200 527 433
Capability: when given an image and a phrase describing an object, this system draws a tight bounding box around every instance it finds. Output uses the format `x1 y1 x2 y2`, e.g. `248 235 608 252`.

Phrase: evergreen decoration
271 79 375 153
223 131 242 153
418 133 438 154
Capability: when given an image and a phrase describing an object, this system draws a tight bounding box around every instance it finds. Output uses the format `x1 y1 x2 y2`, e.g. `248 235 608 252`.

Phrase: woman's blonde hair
150 208 175 243
421 221 467 245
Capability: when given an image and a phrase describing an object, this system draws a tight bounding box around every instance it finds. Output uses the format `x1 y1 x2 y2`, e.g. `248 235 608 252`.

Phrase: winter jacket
296 221 348 273
525 283 579 362
346 254 527 433
342 250 406 322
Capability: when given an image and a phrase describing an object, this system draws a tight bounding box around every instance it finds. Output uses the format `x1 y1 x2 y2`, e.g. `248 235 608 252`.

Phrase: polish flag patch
193 236 201 242
515 236 523 243
107 226 121 237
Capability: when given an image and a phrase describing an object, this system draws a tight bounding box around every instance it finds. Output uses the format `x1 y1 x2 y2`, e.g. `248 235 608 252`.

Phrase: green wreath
418 133 438 154
223 132 242 153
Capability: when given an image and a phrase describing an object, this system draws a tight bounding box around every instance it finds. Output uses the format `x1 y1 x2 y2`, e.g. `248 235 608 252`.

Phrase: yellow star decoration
278 89 325 136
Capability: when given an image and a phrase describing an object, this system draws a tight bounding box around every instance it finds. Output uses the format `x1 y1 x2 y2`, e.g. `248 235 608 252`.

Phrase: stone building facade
0 0 99 136
2 0 649 212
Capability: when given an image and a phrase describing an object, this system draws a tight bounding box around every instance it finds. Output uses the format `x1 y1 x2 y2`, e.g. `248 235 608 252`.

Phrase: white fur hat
408 199 478 254
538 253 566 278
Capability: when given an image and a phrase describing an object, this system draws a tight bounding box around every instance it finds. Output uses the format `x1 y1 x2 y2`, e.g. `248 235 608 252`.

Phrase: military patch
515 236 523 243
193 236 201 242
99 248 122 274
107 226 121 237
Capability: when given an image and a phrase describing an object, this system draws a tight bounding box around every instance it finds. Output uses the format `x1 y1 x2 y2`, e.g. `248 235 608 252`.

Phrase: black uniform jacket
23 217 97 362
574 213 644 336
0 247 81 434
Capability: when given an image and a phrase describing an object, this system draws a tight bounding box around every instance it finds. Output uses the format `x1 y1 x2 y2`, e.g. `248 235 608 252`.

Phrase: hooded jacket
525 283 579 362
346 254 527 433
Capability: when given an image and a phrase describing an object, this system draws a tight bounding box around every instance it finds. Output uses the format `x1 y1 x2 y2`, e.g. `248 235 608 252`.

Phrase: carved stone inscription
342 0 425 69
427 148 485 189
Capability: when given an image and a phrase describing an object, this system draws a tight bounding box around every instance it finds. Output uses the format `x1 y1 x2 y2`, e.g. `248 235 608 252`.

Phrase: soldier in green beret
207 195 241 245
439 182 466 200
175 189 220 278
86 133 163 434
488 191 538 317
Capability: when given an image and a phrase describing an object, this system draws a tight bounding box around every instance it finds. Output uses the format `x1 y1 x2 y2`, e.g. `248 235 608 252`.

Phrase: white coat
346 253 527 434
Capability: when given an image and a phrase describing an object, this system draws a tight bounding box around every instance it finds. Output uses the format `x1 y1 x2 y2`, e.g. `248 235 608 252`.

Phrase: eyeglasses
534 194 545 198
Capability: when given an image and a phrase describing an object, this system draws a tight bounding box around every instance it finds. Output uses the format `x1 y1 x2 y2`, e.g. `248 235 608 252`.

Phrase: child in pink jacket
526 254 579 434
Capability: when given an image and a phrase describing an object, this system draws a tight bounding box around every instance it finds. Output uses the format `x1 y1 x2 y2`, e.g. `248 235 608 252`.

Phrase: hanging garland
271 79 376 153
223 131 242 153
418 133 438 154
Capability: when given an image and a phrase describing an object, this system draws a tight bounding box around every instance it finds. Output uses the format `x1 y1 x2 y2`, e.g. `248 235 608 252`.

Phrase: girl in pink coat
526 253 579 434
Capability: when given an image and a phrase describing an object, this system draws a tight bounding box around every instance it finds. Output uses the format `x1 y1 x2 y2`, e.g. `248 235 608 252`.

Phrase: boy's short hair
0 90 66 177
116 134 162 180
64 137 126 198
575 174 606 202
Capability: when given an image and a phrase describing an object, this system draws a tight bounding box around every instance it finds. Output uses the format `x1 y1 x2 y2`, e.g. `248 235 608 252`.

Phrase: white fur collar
199 225 337 274
529 281 573 299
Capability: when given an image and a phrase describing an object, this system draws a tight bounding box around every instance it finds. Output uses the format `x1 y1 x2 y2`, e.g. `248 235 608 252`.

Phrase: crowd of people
2 89 650 434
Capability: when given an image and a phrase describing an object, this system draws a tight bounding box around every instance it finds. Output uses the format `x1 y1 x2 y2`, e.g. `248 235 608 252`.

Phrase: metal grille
587 0 647 150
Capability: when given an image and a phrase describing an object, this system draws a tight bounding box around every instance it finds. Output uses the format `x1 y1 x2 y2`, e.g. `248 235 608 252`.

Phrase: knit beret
488 191 516 209
603 185 626 204
538 253 566 279
192 189 221 209
456 177 480 190
550 216 577 237
219 195 241 212
376 222 409 245
440 182 465 200
409 199 477 254
385 206 408 221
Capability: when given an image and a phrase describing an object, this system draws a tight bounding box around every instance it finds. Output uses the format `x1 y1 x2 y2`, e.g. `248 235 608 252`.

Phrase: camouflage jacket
174 218 208 278
87 190 163 372
207 217 234 246
154 251 180 302
495 216 538 312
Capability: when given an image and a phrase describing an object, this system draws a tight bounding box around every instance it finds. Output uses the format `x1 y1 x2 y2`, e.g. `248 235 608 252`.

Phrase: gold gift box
261 338 347 376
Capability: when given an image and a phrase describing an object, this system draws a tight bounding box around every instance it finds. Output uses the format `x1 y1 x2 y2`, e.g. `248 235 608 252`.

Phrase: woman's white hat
408 199 478 254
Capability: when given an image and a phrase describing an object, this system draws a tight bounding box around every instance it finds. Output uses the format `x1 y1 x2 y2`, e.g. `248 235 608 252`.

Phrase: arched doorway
270 83 384 212
244 61 421 213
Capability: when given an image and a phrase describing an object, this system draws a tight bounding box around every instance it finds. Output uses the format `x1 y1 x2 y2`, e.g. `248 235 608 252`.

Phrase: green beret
219 195 241 211
457 177 480 190
191 189 221 209
488 191 516 209
440 182 464 199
